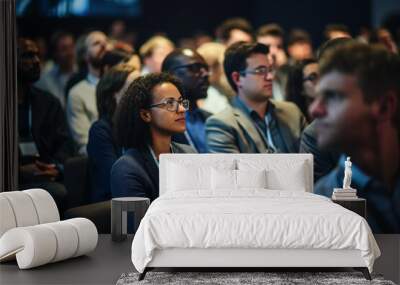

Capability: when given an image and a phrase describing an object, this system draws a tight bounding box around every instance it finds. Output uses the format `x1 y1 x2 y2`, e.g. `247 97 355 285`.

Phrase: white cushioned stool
0 189 98 269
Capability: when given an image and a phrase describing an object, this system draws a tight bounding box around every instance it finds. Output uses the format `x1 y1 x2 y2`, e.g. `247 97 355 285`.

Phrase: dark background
17 0 398 49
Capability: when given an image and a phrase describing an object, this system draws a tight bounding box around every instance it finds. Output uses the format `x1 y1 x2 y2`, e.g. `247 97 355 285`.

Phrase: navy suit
87 118 122 202
110 142 196 201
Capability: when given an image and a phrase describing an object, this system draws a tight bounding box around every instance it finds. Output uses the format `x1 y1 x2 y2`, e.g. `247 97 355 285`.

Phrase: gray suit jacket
205 98 307 153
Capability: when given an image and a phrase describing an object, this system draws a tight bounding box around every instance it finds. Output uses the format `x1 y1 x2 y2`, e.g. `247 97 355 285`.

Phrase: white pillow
211 169 267 190
167 159 236 192
237 169 267 189
211 168 236 190
266 165 307 191
237 159 308 191
167 163 210 191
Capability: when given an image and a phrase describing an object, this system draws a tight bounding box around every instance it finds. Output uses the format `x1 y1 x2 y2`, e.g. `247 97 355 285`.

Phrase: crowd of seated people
16 17 400 233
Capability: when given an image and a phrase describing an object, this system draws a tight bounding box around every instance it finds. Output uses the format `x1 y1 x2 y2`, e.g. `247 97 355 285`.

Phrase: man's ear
139 109 152 123
372 91 397 122
231 71 241 89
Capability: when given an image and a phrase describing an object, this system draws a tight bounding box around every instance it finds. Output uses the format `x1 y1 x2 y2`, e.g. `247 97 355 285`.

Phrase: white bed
131 154 380 280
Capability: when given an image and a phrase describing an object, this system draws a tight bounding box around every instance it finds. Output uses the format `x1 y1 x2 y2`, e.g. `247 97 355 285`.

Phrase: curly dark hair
96 63 136 122
320 42 400 128
223 42 269 92
114 72 184 149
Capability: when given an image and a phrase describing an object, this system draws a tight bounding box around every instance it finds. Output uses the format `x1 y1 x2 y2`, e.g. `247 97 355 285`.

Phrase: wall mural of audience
15 15 400 233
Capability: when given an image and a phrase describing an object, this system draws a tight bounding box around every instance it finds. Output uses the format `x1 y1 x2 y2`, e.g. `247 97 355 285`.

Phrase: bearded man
67 31 108 154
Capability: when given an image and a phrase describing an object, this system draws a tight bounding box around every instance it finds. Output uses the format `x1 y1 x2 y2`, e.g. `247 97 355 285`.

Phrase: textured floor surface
117 271 396 285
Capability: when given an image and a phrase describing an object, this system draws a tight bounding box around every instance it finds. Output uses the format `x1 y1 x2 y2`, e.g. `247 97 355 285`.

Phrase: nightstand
332 198 366 218
111 197 150 242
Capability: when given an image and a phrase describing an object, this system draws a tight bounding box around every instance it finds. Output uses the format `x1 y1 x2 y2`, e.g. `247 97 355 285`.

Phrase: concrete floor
1 235 399 284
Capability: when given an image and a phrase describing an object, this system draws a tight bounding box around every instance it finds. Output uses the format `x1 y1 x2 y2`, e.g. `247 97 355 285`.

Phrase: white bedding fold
131 190 380 273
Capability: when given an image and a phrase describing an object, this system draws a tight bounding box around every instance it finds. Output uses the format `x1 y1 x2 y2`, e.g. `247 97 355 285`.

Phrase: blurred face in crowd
309 71 375 152
142 82 187 135
85 31 108 68
197 42 226 86
377 28 398 54
236 52 274 102
110 20 126 39
288 42 313 61
302 62 319 99
327 31 351 40
55 34 75 70
145 43 174 73
126 54 142 72
226 29 253 47
169 49 210 102
207 59 222 86
18 39 41 84
257 35 287 66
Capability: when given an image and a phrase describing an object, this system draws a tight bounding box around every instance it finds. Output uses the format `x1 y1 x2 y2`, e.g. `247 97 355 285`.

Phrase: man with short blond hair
140 35 174 74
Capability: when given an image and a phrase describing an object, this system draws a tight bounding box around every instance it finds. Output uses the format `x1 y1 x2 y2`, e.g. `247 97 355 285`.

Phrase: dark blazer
87 118 122 203
25 86 72 164
110 142 196 201
205 98 307 153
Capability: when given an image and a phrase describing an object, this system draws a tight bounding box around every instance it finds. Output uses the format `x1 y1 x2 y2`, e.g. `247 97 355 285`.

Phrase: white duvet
131 190 380 273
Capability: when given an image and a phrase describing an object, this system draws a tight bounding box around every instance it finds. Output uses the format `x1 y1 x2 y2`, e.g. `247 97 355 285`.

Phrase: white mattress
131 190 380 273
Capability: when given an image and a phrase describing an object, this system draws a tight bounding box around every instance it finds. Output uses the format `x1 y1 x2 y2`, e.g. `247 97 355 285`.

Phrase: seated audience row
15 19 399 234
17 38 72 211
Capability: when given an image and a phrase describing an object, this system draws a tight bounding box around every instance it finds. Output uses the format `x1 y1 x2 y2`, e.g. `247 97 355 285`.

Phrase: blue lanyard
264 115 277 153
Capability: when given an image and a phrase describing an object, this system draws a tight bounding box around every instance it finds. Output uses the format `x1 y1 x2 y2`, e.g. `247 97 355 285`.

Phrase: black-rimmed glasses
149 98 190 112
239 66 275 78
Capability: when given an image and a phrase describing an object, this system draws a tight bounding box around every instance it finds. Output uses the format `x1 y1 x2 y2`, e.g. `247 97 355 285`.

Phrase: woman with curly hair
111 73 195 201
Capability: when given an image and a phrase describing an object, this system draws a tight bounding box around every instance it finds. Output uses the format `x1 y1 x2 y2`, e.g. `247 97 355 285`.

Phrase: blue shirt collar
87 73 99 85
233 96 274 120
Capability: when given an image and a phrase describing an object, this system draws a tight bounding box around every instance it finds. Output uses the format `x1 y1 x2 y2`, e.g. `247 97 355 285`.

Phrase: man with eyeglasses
161 48 212 153
206 42 307 153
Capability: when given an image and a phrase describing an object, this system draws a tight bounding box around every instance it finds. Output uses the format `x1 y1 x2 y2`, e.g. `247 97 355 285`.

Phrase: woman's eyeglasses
149 98 190 112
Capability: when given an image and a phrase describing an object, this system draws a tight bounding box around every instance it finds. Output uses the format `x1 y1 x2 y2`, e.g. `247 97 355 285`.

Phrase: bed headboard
159 153 313 196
